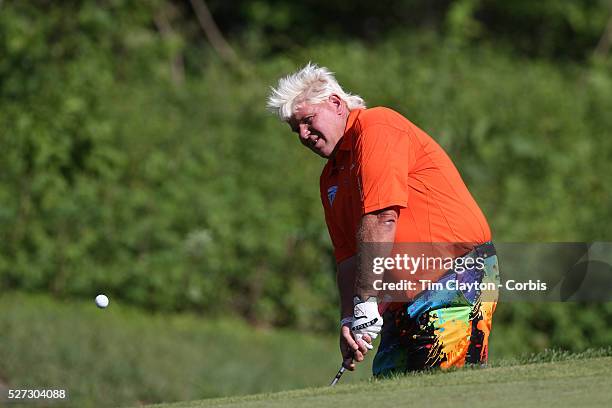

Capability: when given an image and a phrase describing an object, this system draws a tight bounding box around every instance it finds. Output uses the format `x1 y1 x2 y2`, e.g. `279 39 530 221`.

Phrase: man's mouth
311 135 322 148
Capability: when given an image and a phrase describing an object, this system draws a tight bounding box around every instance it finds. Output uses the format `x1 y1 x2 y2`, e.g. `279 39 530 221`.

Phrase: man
267 63 499 376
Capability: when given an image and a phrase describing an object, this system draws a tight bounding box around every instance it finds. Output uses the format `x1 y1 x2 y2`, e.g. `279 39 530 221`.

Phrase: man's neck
329 109 351 160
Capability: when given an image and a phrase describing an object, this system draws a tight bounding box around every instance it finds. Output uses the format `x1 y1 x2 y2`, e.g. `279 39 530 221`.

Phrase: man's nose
299 124 310 140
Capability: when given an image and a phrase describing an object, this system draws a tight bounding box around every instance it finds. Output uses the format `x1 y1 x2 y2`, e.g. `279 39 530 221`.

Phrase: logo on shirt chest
327 185 338 206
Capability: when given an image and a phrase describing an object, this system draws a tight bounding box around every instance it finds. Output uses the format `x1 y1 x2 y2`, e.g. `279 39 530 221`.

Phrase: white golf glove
351 296 383 350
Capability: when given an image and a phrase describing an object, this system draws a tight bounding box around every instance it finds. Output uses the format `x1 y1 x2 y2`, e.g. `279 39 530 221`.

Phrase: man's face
288 96 347 158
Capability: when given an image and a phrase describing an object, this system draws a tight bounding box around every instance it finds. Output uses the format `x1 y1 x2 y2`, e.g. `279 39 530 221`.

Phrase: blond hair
266 62 366 121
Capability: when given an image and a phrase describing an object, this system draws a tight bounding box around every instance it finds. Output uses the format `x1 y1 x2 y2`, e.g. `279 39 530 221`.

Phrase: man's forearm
337 256 357 319
355 208 398 299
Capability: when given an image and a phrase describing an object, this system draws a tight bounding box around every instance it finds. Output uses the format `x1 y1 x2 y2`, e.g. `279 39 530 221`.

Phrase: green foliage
1 1 611 353
206 0 611 60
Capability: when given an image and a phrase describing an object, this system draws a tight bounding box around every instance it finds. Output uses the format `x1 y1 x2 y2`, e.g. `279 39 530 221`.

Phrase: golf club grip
329 365 346 386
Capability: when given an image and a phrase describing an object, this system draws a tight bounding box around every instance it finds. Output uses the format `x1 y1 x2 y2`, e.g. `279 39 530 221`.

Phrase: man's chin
309 142 337 158
316 149 332 158
310 146 329 158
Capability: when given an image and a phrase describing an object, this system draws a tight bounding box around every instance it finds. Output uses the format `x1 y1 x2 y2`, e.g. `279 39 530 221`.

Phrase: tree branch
153 6 185 85
594 13 612 57
188 0 238 63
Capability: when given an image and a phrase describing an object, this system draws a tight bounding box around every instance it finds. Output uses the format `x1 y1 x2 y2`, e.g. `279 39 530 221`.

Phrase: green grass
0 292 370 407
144 355 612 408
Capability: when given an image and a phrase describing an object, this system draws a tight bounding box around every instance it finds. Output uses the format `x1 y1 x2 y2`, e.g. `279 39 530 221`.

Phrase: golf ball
95 294 109 309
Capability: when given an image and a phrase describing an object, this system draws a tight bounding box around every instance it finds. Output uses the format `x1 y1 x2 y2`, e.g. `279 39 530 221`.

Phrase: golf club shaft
329 365 346 386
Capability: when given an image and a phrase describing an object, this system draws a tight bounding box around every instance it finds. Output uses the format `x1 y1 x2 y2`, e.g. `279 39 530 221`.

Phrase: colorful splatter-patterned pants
373 242 500 376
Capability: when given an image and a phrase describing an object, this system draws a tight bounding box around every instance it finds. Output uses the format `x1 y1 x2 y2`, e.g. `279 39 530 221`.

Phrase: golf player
267 63 500 376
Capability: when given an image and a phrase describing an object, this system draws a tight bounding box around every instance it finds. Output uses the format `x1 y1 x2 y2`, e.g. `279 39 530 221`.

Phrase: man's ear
328 94 343 114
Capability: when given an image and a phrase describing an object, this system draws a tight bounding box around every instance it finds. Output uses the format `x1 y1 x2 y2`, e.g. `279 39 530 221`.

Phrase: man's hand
340 318 371 370
351 296 383 350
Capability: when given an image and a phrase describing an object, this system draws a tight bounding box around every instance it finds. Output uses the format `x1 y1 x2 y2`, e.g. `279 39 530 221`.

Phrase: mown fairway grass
145 356 612 408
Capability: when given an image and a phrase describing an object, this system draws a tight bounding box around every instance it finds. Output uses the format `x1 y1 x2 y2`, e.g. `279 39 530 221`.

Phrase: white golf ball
95 294 109 309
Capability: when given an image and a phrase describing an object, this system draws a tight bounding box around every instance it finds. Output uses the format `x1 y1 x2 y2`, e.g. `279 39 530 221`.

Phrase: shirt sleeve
354 123 411 214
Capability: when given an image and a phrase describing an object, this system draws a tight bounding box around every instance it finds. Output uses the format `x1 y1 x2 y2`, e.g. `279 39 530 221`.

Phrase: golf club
329 365 346 386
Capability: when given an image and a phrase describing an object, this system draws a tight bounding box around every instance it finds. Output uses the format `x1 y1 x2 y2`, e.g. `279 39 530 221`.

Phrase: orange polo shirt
320 107 491 263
